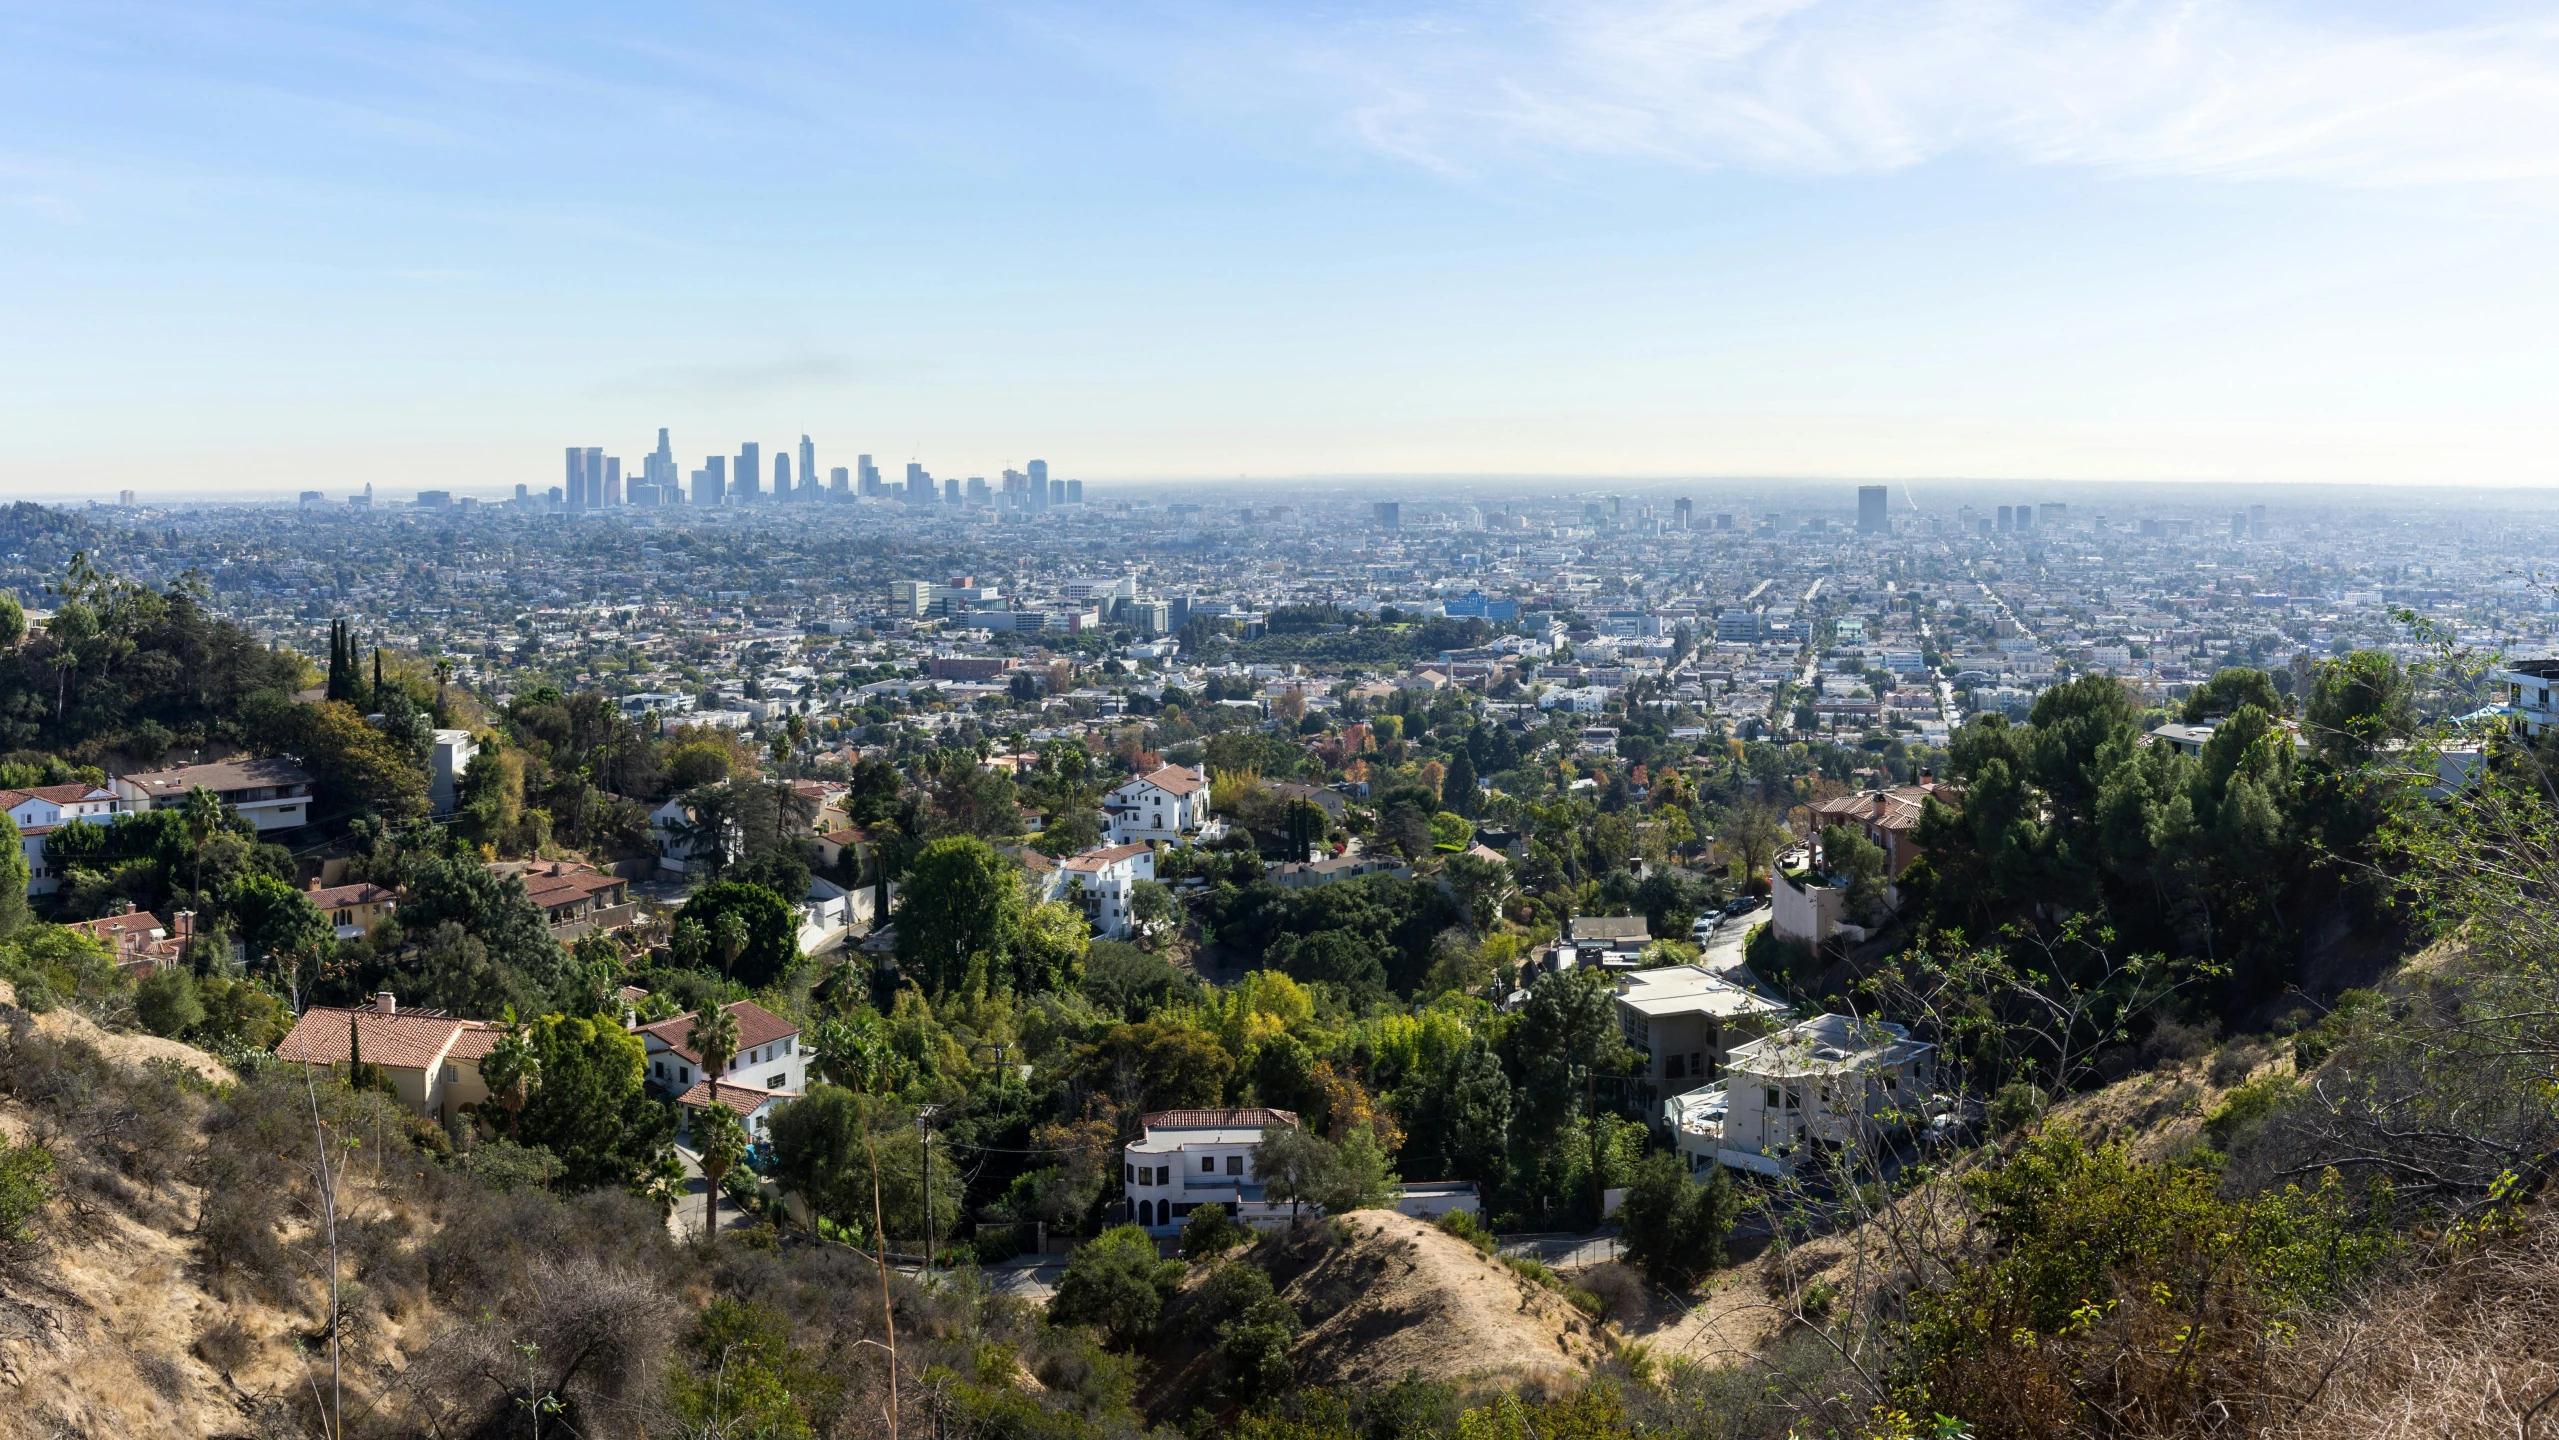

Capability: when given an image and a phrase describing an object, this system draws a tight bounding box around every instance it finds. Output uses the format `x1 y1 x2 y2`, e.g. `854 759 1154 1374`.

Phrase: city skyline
5 1 2559 496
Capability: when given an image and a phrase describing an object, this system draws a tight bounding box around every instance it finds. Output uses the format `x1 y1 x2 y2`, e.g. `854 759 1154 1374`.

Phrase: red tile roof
276 1006 489 1071
306 882 398 910
0 783 116 808
637 1000 798 1066
1061 843 1152 872
1142 1107 1299 1131
676 1080 794 1115
1132 764 1206 797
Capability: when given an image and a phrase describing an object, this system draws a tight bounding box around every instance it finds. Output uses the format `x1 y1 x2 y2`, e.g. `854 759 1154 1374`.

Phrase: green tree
2306 649 2415 768
1180 1201 1246 1260
766 1083 869 1235
2182 667 2282 723
478 1022 539 1140
893 836 1024 996
679 881 799 989
1615 1150 1735 1288
1309 1124 1399 1214
1047 1223 1184 1349
666 1299 831 1440
0 814 27 939
1441 747 1478 818
1012 900 1089 994
1820 823 1891 922
514 1013 677 1195
1250 1123 1332 1224
1512 966 1636 1221
134 965 204 1037
0 1136 54 1246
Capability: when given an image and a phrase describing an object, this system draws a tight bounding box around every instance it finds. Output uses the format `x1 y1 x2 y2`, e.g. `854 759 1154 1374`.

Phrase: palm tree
182 785 224 906
479 1023 538 1141
712 911 749 982
687 1002 741 1101
689 1096 748 1240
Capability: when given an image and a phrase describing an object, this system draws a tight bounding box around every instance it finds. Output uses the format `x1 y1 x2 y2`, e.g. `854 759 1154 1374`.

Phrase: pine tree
1443 747 1478 819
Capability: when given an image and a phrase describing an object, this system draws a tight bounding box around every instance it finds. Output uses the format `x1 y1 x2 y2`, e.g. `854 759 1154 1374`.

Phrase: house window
1200 1156 1215 1173
655 1061 666 1078
768 1074 785 1090
1125 1162 1136 1184
1226 1154 1243 1175
1691 1052 1704 1077
442 1064 458 1082
1666 1054 1686 1080
679 1066 691 1084
1765 1087 1781 1109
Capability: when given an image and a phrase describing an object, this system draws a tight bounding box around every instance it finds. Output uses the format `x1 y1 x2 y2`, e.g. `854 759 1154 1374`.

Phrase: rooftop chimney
374 991 397 1015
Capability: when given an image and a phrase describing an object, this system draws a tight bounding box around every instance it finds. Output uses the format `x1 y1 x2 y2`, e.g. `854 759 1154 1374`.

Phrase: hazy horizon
7 1 2557 496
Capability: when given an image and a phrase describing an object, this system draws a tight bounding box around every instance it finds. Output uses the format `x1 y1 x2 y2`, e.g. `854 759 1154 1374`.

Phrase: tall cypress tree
325 619 346 701
1443 747 1478 819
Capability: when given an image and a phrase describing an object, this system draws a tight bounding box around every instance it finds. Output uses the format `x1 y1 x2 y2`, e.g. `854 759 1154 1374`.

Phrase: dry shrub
1577 1260 1649 1324
194 1315 259 1373
2267 1213 2559 1440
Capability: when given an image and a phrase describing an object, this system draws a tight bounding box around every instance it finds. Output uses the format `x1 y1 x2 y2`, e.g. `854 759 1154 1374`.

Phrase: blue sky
5 0 2559 496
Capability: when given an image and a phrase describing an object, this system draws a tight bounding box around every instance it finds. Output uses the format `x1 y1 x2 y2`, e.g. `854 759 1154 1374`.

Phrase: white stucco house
637 999 807 1105
1667 1012 1936 1177
1122 1107 1480 1236
1055 843 1155 939
3 782 121 896
1104 763 1226 847
112 757 313 833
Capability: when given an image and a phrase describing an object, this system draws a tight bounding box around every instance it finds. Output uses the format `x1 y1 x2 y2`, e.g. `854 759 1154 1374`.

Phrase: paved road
1501 1231 1624 1269
982 1259 1068 1303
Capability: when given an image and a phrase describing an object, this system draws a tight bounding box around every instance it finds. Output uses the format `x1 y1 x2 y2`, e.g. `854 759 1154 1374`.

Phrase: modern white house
2492 658 2559 739
650 795 737 874
3 782 122 895
1103 763 1225 847
429 729 477 817
113 757 314 833
637 1000 807 1099
1122 1107 1480 1236
1667 1012 1936 1177
1616 963 1791 1095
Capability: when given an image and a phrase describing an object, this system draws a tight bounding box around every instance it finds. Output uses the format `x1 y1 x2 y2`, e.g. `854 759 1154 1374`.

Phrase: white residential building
1054 843 1155 939
1103 763 1223 847
1615 964 1791 1096
1667 1013 1936 1177
1122 1107 1479 1236
637 999 807 1106
113 757 312 833
3 783 121 895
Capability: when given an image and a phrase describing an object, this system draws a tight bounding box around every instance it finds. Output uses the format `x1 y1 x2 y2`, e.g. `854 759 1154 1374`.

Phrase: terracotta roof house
304 880 398 940
4 782 122 896
505 862 634 938
273 993 496 1122
1103 763 1225 847
635 1000 806 1099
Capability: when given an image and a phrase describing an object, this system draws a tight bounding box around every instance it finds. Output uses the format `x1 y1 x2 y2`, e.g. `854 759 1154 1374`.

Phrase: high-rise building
2015 501 2033 532
603 457 622 507
798 436 816 493
965 476 990 504
944 477 961 505
118 489 137 507
1674 497 1693 530
583 447 602 509
858 455 880 495
774 454 792 494
735 442 761 499
2249 503 2267 538
1027 459 1048 488
905 461 929 503
1050 479 1066 506
1374 501 1401 528
2231 512 2249 539
1065 479 1083 504
515 484 529 501
1715 513 1734 530
1997 505 2014 532
697 455 727 506
830 466 850 494
1856 486 1888 534
565 447 586 509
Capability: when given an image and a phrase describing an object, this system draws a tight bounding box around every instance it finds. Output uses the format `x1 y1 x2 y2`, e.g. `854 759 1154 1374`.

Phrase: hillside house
113 757 313 833
1667 1013 1935 1177
274 993 497 1124
3 782 121 895
509 862 634 938
1054 843 1155 939
1104 763 1225 847
1616 964 1791 1096
304 880 398 940
637 1000 806 1099
1805 780 1957 879
1123 1108 1480 1236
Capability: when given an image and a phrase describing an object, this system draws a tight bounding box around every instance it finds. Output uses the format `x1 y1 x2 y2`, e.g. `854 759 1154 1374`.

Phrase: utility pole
916 1103 943 1274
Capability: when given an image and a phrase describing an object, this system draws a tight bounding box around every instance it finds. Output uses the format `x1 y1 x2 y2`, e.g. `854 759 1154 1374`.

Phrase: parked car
1723 895 1766 917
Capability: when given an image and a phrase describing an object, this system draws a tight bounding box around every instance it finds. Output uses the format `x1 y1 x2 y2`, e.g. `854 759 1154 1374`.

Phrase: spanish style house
274 993 498 1124
1103 763 1224 847
3 782 121 895
637 1000 806 1109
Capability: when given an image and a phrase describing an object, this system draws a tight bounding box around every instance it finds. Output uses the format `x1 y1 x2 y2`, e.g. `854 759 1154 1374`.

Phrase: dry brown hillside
1147 1210 1607 1419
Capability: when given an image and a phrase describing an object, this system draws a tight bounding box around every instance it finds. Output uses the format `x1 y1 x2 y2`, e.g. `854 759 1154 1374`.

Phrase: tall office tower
774 454 792 493
1027 459 1048 488
2231 512 2249 539
565 447 586 509
1374 501 1402 527
1066 479 1083 504
830 466 850 494
1715 513 1733 530
583 447 603 509
1856 486 1888 534
732 442 759 499
944 477 961 505
653 427 674 476
516 483 530 501
604 457 622 506
698 455 727 505
1997 505 2014 532
2249 503 2267 538
858 455 880 495
904 461 927 503
1050 479 1066 506
798 435 815 492
1673 497 1693 530
2015 501 2032 532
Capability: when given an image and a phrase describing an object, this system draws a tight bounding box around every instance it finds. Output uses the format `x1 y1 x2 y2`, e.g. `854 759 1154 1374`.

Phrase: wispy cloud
1049 0 2559 185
